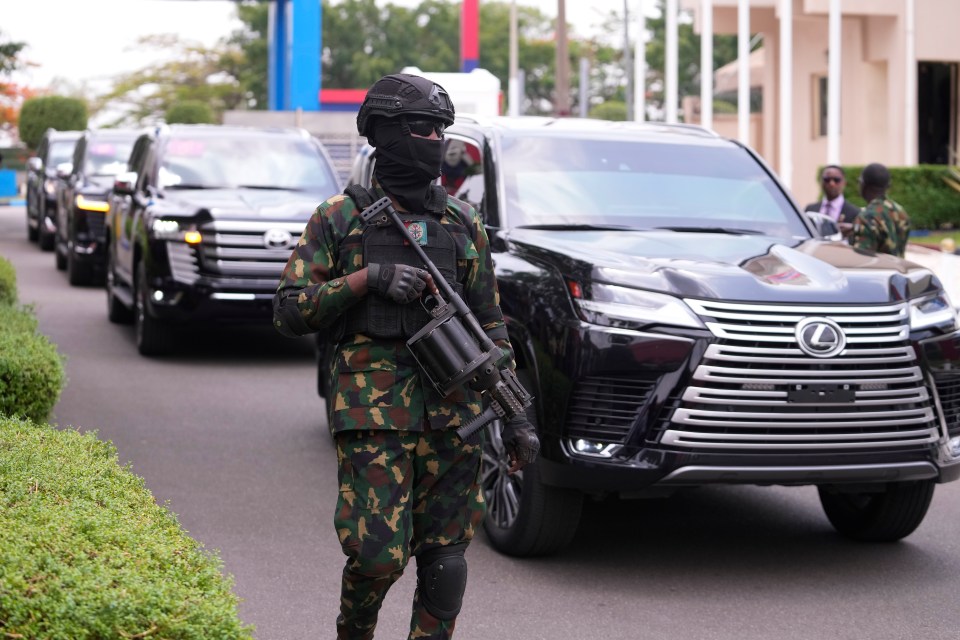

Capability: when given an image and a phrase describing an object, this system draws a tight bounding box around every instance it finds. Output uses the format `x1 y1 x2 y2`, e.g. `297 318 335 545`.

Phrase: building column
827 0 841 164
904 0 916 165
700 0 713 131
779 0 792 189
665 0 679 123
737 0 750 144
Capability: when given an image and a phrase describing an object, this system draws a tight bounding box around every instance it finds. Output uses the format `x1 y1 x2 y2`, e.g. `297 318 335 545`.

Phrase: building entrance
917 62 957 165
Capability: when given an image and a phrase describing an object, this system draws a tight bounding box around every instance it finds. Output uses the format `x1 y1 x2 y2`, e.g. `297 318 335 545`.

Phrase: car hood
156 188 323 221
505 229 941 304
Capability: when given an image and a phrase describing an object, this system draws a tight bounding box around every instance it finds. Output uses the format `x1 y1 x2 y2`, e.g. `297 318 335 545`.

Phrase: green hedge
18 96 88 150
0 313 66 424
0 417 255 639
0 256 15 306
831 164 960 231
0 255 65 424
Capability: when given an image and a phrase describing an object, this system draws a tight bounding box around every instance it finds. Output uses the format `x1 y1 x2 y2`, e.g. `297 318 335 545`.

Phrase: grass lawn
910 230 960 251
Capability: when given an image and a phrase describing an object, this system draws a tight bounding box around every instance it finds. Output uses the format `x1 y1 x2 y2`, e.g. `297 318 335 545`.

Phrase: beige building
679 0 960 206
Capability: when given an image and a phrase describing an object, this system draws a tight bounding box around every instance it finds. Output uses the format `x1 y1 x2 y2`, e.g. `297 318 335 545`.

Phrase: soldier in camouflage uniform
272 74 539 640
851 162 911 258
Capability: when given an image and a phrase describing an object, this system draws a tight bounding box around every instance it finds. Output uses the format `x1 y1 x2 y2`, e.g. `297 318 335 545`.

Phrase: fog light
153 290 165 302
572 439 618 458
949 437 960 458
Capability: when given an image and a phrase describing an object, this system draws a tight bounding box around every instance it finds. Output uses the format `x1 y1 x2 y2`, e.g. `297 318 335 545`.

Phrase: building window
813 76 828 137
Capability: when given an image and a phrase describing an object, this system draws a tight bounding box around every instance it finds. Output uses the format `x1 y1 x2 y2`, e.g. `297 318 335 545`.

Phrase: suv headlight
570 281 705 330
909 293 959 332
151 219 202 244
44 179 57 195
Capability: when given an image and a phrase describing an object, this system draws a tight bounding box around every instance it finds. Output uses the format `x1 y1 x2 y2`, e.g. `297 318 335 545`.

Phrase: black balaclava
372 119 444 213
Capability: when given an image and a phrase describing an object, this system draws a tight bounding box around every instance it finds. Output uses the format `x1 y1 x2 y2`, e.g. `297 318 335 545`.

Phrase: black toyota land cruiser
104 124 340 356
339 115 960 557
54 128 140 285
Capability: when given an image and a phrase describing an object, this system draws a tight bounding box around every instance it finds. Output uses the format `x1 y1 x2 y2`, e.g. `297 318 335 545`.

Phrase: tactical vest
340 185 469 339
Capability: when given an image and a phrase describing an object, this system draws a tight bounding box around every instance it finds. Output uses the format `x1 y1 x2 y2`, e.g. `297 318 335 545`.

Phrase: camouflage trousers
333 428 486 640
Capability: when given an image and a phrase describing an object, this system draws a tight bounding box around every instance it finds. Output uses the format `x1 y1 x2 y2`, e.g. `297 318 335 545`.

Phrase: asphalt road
3 203 960 640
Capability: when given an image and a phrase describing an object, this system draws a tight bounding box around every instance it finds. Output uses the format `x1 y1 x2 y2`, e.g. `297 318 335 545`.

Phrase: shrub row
0 256 253 637
0 257 64 423
831 164 960 231
0 416 255 639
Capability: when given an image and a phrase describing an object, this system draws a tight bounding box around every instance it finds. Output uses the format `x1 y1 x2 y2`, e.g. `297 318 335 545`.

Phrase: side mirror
27 157 42 172
113 171 137 196
56 162 73 179
806 211 842 241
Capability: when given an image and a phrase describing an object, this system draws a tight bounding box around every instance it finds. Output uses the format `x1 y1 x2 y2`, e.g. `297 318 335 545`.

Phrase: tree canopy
81 0 740 124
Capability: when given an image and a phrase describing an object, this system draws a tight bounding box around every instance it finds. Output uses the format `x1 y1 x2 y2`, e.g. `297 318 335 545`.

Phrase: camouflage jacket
274 184 512 433
852 197 911 258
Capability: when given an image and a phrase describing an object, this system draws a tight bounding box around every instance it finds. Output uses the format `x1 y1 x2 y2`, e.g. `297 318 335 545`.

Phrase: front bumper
534 317 960 493
143 273 276 324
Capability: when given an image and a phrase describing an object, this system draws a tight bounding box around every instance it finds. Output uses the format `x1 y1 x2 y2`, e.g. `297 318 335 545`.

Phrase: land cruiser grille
166 220 304 287
564 375 658 444
660 300 938 451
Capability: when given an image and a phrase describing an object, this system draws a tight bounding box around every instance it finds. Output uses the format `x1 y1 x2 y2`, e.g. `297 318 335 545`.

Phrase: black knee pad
416 543 468 621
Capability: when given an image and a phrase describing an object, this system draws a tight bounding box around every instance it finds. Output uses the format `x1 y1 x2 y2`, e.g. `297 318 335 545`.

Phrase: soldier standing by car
272 73 539 640
851 162 911 258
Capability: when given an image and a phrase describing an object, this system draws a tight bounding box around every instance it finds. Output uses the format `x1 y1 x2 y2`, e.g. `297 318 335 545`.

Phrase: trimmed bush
165 100 216 125
0 255 15 306
0 306 65 423
589 100 628 121
830 164 960 231
0 417 255 639
18 96 88 150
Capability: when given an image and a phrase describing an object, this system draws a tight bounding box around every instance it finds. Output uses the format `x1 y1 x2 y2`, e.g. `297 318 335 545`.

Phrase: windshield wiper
236 185 300 191
164 184 224 190
515 223 639 231
655 225 765 236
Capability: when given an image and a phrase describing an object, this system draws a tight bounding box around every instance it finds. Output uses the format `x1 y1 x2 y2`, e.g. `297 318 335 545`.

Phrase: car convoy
23 117 960 558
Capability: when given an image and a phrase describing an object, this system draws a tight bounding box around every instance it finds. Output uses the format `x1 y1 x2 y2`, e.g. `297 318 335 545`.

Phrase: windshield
86 139 135 176
158 134 337 192
48 140 76 167
499 136 810 239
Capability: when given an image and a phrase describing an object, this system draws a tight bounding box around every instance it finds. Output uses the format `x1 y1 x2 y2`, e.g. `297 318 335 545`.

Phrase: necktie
822 201 834 220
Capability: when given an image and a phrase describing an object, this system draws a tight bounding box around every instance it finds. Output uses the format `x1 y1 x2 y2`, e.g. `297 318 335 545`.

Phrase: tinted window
158 134 337 192
47 140 76 167
499 136 809 238
441 137 484 212
85 139 135 176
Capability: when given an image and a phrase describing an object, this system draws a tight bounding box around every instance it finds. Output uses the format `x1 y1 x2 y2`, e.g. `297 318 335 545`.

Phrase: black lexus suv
54 128 140 285
25 128 82 251
340 115 960 557
104 124 340 356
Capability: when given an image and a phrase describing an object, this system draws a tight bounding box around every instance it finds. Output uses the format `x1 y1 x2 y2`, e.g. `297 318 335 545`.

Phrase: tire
27 217 38 242
135 266 174 356
106 245 133 324
55 241 67 270
818 480 935 542
67 247 92 286
38 214 55 252
480 371 583 557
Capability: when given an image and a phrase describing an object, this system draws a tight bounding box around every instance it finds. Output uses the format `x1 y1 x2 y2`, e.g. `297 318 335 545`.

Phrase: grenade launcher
359 196 532 441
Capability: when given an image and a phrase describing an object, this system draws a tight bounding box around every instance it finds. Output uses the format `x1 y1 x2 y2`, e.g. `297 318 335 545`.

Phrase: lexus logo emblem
795 317 846 358
263 229 293 249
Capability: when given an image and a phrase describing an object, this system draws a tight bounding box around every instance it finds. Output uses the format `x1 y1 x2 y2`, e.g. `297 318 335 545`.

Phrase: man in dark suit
805 165 860 239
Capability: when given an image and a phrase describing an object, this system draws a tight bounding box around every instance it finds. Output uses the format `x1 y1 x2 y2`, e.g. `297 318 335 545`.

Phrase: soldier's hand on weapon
501 414 540 473
367 263 434 304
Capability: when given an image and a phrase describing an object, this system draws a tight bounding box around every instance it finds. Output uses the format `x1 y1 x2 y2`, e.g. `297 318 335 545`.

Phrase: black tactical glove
501 414 540 473
367 263 430 304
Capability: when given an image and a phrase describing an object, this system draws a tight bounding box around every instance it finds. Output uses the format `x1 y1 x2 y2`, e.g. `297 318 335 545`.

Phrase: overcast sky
5 0 641 91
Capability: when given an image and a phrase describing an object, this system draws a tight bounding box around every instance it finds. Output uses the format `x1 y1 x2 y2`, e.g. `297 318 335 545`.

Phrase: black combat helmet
357 74 455 139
